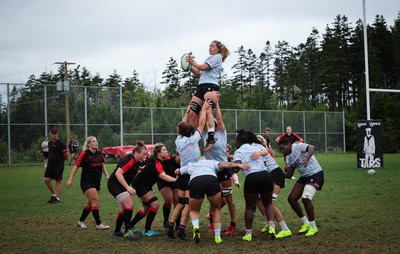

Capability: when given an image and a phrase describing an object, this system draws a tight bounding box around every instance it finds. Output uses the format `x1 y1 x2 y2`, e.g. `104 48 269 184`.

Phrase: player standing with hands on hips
277 138 324 237
186 40 230 150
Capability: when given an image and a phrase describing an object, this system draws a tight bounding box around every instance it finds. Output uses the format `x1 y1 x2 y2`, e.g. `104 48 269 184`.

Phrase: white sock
309 220 317 228
279 220 290 231
300 216 309 224
191 218 199 228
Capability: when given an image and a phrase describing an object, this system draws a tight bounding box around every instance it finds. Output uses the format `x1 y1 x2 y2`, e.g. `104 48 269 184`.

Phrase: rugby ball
181 53 191 71
367 169 376 175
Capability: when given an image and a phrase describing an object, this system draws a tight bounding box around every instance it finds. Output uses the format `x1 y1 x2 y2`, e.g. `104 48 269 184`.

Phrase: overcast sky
0 0 399 95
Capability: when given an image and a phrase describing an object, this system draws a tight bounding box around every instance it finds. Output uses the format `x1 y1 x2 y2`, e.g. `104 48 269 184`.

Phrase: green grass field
1 153 399 254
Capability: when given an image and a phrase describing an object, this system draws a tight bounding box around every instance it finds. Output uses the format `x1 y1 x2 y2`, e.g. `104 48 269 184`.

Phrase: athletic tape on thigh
142 196 158 206
221 187 233 196
116 191 130 203
189 101 201 115
302 184 317 200
178 197 189 205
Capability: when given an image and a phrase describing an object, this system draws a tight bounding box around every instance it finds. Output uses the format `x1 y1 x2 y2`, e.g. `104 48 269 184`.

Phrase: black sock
129 210 146 228
163 204 171 225
230 221 236 227
145 207 158 232
91 205 101 225
79 205 91 222
114 211 123 232
208 132 215 141
123 209 133 232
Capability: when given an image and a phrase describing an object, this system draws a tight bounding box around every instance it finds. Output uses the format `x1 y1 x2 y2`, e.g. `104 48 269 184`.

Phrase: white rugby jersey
233 143 267 178
179 159 220 182
286 142 323 177
175 131 201 167
252 143 279 173
203 129 228 162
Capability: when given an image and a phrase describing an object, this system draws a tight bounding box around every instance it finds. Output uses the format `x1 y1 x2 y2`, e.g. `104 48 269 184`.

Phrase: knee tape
221 187 233 196
272 193 278 200
302 185 317 200
189 101 201 115
178 197 189 205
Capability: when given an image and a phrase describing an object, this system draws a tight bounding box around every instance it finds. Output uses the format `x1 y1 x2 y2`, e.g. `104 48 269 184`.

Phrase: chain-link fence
0 83 345 166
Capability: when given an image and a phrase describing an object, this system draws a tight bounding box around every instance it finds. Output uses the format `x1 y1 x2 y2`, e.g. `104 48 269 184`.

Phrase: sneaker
96 223 110 230
166 226 175 239
261 223 269 233
276 229 292 239
224 225 236 235
129 227 142 234
305 227 318 237
77 221 87 229
242 234 252 241
204 138 218 151
299 223 310 234
112 231 124 237
291 176 296 180
142 230 160 237
214 236 223 244
163 221 169 231
123 230 136 239
51 198 60 204
176 230 187 240
47 196 56 203
193 227 200 244
268 226 276 239
208 223 214 233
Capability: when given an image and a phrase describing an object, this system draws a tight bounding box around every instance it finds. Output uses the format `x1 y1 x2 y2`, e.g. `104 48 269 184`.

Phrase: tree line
1 13 399 157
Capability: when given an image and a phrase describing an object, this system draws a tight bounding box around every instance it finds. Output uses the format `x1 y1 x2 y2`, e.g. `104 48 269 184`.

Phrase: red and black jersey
47 139 67 165
132 155 165 187
278 133 303 144
75 149 105 179
108 154 140 186
162 156 179 177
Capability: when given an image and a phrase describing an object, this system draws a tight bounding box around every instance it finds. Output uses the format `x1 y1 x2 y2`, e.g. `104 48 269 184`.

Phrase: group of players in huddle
65 40 325 244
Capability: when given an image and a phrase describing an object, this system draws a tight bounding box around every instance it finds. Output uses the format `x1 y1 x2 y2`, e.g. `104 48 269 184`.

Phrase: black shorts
189 175 220 199
42 152 49 159
175 174 190 191
297 171 324 190
217 168 232 182
270 167 285 189
131 182 152 198
107 178 126 198
44 163 64 181
244 171 274 195
80 176 101 192
193 83 220 101
157 180 177 191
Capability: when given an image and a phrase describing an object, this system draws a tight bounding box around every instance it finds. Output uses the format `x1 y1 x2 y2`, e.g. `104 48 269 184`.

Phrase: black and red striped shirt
108 154 140 186
132 155 165 187
75 149 105 179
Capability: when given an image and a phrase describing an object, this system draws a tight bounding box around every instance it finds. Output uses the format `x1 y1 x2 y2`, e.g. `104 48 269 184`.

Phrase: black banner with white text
356 120 383 168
